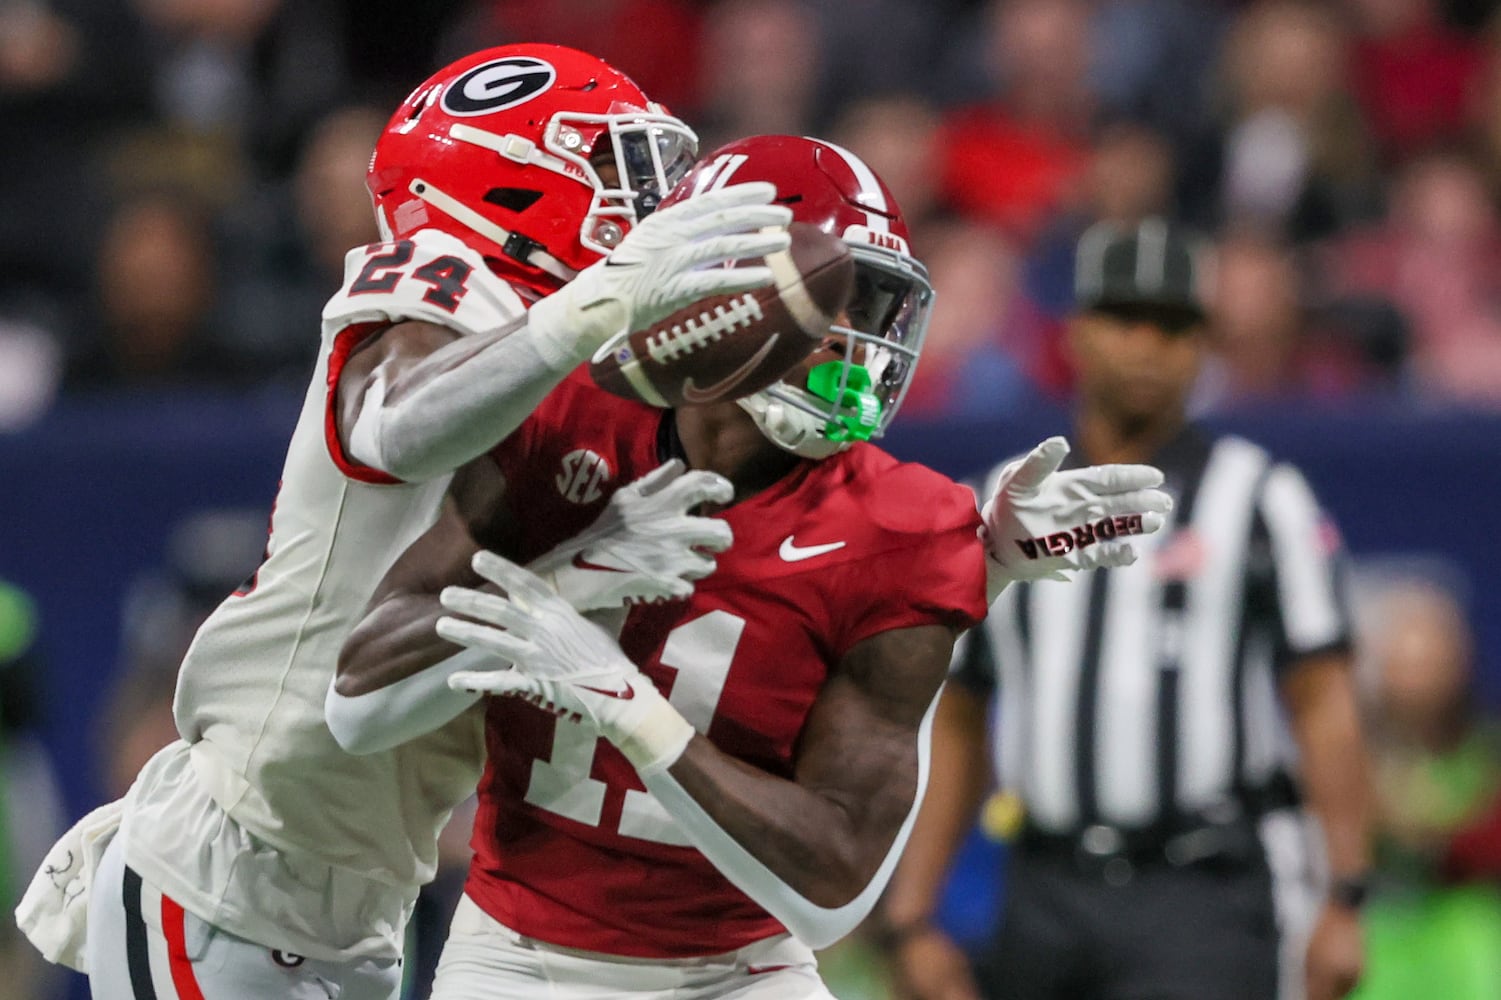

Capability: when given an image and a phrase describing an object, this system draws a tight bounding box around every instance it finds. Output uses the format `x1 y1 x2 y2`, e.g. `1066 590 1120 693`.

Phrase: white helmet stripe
691 153 749 197
814 139 890 232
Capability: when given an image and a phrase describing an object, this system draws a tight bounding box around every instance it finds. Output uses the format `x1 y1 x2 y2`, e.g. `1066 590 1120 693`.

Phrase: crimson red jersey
466 371 987 957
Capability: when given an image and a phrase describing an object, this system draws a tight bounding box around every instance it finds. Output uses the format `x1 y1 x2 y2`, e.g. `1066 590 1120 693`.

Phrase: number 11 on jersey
522 611 745 846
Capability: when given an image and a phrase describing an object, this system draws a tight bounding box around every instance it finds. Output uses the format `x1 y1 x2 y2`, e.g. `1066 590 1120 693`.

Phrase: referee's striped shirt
954 426 1353 835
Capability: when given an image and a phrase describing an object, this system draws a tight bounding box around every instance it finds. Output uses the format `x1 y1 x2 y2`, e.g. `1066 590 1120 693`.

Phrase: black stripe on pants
122 865 159 1000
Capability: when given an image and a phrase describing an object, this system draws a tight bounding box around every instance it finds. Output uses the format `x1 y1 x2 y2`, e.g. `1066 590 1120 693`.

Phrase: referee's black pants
974 841 1281 1000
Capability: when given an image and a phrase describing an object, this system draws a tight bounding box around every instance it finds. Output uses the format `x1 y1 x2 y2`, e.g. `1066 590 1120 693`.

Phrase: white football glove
439 554 693 774
982 436 1173 598
526 182 793 368
529 459 733 611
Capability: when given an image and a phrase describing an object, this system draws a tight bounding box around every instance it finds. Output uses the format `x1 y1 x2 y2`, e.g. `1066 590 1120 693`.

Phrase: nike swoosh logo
571 551 628 573
681 333 779 404
578 682 636 700
747 964 793 976
778 536 846 562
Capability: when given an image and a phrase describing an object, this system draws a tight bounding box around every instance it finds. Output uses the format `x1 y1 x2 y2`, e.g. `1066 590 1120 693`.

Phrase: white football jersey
125 230 525 959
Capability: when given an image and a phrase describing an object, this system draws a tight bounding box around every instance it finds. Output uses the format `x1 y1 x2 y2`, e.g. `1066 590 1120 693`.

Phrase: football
588 221 855 408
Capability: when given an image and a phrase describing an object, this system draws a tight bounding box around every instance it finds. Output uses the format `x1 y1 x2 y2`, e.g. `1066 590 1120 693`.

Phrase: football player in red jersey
333 135 1171 999
17 46 783 1000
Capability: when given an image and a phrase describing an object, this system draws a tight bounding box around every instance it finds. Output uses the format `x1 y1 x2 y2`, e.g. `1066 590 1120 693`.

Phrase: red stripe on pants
160 895 207 1000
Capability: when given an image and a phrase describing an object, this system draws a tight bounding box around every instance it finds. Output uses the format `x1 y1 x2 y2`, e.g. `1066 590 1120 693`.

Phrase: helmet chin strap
737 362 883 459
407 178 579 283
737 392 847 459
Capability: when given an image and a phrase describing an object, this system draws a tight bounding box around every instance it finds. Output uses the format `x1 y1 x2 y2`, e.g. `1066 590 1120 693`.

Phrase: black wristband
1329 874 1371 911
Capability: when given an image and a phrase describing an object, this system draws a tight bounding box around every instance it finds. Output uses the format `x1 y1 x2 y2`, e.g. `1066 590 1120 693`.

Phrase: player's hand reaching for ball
528 459 733 611
526 182 793 367
439 552 642 689
982 436 1173 599
439 553 696 774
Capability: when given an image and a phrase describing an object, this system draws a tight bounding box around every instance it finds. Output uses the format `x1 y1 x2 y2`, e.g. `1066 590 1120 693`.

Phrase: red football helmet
660 135 934 457
367 44 698 296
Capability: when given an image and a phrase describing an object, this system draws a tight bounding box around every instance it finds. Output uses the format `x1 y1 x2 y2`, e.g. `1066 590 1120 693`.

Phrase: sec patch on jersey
588 221 855 408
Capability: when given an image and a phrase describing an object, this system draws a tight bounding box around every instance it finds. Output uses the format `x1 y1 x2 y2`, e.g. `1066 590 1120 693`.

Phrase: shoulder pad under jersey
321 229 527 343
846 450 982 541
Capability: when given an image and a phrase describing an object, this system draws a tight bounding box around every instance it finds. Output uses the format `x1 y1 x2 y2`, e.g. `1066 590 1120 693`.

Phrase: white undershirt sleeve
325 646 498 755
345 321 574 483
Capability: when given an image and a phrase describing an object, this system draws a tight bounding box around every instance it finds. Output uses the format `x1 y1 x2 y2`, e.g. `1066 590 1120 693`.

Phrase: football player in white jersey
15 44 788 1000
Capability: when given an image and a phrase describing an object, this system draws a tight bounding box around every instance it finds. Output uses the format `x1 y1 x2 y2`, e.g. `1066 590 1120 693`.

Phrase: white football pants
85 833 402 999
430 894 836 1000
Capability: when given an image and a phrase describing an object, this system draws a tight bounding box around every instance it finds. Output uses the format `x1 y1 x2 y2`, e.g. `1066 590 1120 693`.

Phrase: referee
882 219 1372 1000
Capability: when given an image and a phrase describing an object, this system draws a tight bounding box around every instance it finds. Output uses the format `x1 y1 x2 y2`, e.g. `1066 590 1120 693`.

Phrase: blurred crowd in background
6 0 1501 997
1348 561 1501 999
10 0 1501 422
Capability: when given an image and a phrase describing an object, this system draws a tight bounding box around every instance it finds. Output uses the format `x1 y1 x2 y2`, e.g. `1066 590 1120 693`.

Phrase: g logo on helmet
442 57 557 116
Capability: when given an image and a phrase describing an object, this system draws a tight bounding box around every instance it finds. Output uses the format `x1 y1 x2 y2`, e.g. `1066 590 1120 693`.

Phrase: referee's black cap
1073 217 1209 327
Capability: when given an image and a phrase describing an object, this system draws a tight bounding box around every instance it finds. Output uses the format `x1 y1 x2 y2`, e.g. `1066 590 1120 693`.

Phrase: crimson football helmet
367 44 698 296
660 135 934 458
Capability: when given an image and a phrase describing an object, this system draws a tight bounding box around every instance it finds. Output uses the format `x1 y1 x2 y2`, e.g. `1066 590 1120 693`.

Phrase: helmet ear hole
483 188 544 213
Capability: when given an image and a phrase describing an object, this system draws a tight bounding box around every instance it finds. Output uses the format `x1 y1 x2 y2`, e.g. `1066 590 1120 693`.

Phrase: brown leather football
588 221 855 408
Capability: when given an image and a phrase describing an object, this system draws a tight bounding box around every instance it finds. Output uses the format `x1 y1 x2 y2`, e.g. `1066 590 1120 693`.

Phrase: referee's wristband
1329 873 1371 911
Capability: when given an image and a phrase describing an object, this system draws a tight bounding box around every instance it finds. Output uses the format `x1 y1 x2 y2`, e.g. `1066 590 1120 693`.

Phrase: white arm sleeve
345 324 570 482
638 689 943 950
325 646 495 755
325 230 581 483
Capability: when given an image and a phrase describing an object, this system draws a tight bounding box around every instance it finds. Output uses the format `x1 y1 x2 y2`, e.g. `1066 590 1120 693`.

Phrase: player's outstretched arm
329 461 733 754
981 436 1173 600
328 460 508 754
650 624 956 950
335 184 791 483
441 554 955 949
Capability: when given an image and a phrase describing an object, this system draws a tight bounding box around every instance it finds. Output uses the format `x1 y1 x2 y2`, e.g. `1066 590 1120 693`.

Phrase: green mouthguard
804 361 882 443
